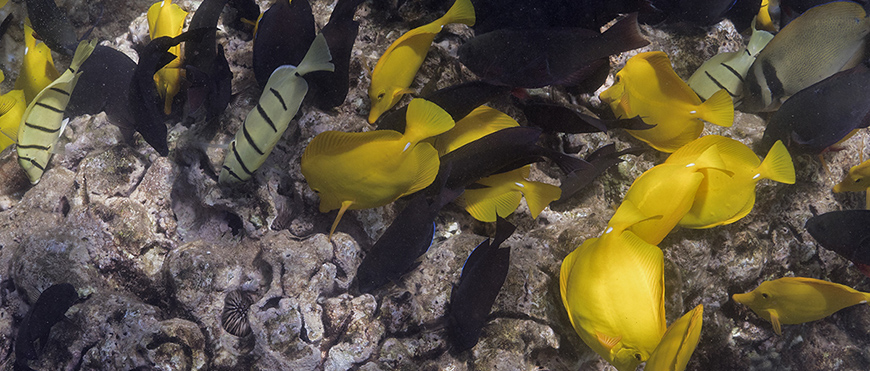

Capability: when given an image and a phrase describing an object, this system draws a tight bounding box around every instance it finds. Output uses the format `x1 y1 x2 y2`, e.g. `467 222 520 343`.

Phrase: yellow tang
733 277 870 335
433 105 517 156
645 304 704 371
600 51 734 153
756 1 775 32
460 165 561 222
560 203 666 371
665 135 794 229
834 159 870 193
15 18 61 104
301 98 455 237
0 71 27 153
147 0 188 115
368 0 475 124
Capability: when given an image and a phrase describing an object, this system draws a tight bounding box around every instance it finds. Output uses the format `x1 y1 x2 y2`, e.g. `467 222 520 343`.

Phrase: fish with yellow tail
665 135 795 229
147 0 188 115
17 39 97 184
367 0 475 124
560 202 666 371
645 305 704 371
301 98 455 237
0 72 27 153
733 277 870 335
600 51 734 153
460 165 561 222
15 19 61 104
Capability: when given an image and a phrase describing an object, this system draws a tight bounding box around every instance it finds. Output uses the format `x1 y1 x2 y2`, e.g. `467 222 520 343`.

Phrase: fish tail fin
519 180 561 219
757 140 795 184
295 33 335 77
438 0 475 27
700 89 735 128
329 200 354 239
548 150 593 175
403 98 455 144
463 187 522 222
69 39 98 73
600 13 647 51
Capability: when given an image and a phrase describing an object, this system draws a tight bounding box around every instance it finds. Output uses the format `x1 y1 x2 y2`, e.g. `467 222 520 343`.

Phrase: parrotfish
0 72 27 153
15 283 79 369
376 81 509 133
458 13 648 89
665 135 795 229
67 46 137 142
688 19 774 103
733 277 870 335
306 0 365 110
252 0 315 87
806 210 870 277
741 1 870 112
301 98 455 237
645 305 704 371
17 39 96 184
460 165 562 222
15 19 61 104
560 204 666 371
147 0 189 115
367 0 475 123
449 216 516 351
600 51 734 153
184 0 233 122
433 105 519 156
220 33 334 184
759 60 870 154
24 0 78 54
833 160 870 193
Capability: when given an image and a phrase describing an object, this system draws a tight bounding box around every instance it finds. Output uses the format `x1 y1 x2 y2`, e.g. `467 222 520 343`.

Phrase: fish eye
615 75 621 83
634 353 642 361
761 293 769 299
856 179 861 183
377 92 385 100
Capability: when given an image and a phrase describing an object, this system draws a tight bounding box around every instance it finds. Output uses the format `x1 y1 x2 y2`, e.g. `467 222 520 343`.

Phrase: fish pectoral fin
595 331 622 351
768 310 783 335
329 200 354 239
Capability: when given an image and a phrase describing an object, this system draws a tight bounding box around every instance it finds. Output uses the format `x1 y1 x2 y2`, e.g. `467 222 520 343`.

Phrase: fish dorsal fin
437 0 475 27
492 215 516 247
295 33 335 77
595 331 622 351
403 98 455 145
609 200 663 234
400 142 441 197
768 310 782 335
756 140 795 184
463 185 522 222
303 130 401 159
640 51 698 103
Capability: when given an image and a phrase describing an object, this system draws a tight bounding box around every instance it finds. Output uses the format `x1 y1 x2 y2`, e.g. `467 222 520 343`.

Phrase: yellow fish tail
295 33 335 77
403 98 455 145
399 142 441 197
329 200 354 238
438 0 476 27
519 180 561 219
699 89 735 128
756 140 796 184
463 187 522 222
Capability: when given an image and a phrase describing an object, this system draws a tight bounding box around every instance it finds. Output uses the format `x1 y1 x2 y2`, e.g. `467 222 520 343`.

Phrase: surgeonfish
14 283 79 369
306 0 365 110
512 93 654 133
833 160 870 193
600 51 734 153
15 19 61 104
645 305 704 371
220 33 334 184
301 98 455 237
449 216 516 351
433 105 519 156
757 0 776 31
560 205 666 371
687 19 774 103
376 81 509 133
558 144 643 201
226 0 260 32
651 0 762 28
741 1 870 112
0 72 27 153
460 165 562 222
470 0 641 33
733 277 870 335
367 0 475 124
806 210 870 278
147 0 189 115
184 0 233 122
252 0 315 87
66 46 138 142
24 0 78 54
759 60 870 154
458 13 648 89
665 135 795 229
17 39 96 184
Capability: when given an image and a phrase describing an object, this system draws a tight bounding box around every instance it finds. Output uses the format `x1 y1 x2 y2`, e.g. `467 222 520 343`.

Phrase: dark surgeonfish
67 45 137 141
129 29 210 156
512 94 655 134
184 0 233 122
25 0 78 54
470 0 641 34
458 13 648 88
356 186 463 294
806 210 870 277
226 0 261 32
558 144 644 201
759 61 870 154
648 0 761 28
252 0 315 87
376 81 510 132
307 0 365 110
15 283 79 369
448 216 516 351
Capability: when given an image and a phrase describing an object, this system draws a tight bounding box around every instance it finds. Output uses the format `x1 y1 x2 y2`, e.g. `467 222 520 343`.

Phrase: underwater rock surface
0 0 868 370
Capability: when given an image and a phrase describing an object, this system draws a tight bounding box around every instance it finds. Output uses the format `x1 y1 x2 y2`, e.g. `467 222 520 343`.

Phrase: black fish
67 45 137 142
307 0 365 110
458 13 648 88
512 92 654 133
226 0 261 33
15 283 79 368
252 0 315 87
471 0 642 33
377 81 510 132
650 0 761 29
806 210 870 277
25 0 78 54
759 61 870 154
558 144 645 201
448 216 516 351
184 0 233 121
356 186 463 294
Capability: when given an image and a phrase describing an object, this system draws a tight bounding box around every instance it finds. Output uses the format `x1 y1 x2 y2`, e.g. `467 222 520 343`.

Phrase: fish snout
732 292 751 304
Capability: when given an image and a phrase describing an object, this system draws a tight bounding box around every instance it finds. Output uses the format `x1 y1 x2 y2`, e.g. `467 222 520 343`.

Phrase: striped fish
219 33 333 184
17 39 96 184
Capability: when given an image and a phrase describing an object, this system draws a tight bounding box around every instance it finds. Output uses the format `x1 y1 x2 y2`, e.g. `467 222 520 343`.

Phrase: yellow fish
834 159 870 193
645 305 704 371
733 277 870 335
433 105 517 156
0 71 27 153
560 203 666 371
15 19 61 104
460 165 561 222
367 0 475 124
614 145 731 245
665 135 795 229
301 98 455 237
600 51 734 153
147 0 188 115
757 1 775 32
